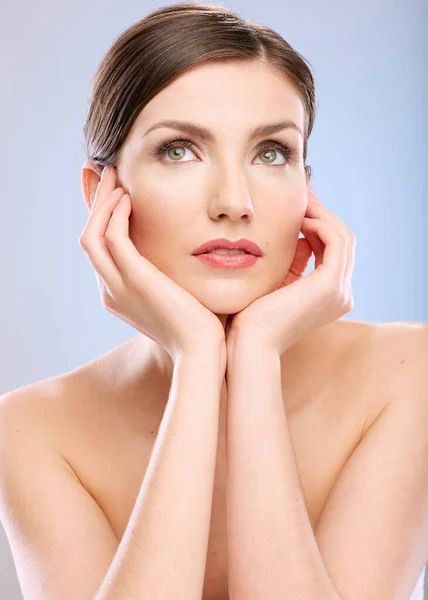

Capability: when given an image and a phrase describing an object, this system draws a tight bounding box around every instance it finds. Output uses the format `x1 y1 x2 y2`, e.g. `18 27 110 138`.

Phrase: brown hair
83 2 317 182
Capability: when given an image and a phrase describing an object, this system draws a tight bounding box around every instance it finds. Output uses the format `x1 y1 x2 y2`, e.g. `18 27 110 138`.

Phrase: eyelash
149 136 300 166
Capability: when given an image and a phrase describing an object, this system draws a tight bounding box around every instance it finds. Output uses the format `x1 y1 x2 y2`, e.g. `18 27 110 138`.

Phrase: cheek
269 204 302 242
128 199 191 262
264 211 302 283
266 181 305 214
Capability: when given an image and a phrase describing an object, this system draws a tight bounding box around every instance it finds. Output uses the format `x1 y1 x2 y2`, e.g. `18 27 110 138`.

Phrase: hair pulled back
83 2 317 182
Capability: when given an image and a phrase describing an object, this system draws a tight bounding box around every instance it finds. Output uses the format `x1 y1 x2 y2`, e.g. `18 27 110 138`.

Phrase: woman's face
116 59 309 331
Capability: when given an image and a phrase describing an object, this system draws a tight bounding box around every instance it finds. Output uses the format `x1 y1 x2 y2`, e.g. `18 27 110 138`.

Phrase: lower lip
193 252 260 268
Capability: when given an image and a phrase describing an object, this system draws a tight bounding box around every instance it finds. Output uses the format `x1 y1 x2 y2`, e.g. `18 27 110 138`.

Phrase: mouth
192 237 263 257
200 249 250 255
193 251 260 269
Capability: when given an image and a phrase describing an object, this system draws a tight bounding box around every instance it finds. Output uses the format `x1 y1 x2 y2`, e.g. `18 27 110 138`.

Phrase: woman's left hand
225 188 356 356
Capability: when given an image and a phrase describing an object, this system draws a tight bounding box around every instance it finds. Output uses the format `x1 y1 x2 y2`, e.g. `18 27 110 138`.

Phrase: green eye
259 149 280 164
152 137 299 166
166 145 192 161
155 139 195 162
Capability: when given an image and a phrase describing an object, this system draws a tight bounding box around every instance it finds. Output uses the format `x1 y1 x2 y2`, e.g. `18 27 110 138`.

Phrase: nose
208 169 255 221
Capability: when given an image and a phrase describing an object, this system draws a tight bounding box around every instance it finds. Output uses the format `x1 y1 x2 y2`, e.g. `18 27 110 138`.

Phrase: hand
79 165 227 364
225 188 356 356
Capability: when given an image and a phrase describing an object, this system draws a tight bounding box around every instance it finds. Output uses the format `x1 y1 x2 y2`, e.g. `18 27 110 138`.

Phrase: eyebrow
141 118 303 143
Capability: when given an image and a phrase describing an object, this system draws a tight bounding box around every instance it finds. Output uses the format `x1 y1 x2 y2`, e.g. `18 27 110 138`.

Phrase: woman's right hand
79 165 226 363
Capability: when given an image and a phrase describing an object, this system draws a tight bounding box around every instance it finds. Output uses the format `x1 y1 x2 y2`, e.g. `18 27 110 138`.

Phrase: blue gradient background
0 0 427 597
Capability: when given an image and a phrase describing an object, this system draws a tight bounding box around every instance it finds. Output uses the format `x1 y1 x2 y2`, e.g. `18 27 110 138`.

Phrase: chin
173 273 276 315
194 290 258 316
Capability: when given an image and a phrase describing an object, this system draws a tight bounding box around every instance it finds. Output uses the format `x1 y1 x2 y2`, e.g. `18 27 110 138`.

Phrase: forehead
129 60 305 143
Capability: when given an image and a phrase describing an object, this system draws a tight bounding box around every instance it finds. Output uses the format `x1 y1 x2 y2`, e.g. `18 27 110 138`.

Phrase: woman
0 3 427 599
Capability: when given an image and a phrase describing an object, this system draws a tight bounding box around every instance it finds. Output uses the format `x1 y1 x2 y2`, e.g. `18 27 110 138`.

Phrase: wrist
228 326 276 355
176 343 227 380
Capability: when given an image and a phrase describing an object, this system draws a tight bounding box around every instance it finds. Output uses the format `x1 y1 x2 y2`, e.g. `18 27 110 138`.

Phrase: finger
91 165 121 213
310 216 355 297
304 200 339 249
305 197 344 227
300 228 324 268
286 237 313 282
105 194 162 287
80 189 125 292
307 202 356 284
343 232 356 291
301 217 348 286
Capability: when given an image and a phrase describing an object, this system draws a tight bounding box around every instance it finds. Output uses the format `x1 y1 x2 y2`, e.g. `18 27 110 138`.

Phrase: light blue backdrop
1 0 427 597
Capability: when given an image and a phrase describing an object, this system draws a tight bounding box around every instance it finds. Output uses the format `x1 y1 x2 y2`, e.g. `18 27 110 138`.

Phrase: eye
150 137 300 166
254 141 294 166
151 138 197 163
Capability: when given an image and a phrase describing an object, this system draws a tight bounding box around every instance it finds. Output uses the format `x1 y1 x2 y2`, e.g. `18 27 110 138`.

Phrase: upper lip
192 237 263 257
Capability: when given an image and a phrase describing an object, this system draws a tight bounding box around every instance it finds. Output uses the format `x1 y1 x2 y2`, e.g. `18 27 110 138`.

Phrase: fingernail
101 166 109 180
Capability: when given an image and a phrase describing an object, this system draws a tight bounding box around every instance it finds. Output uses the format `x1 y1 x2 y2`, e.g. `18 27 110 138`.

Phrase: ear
81 159 103 212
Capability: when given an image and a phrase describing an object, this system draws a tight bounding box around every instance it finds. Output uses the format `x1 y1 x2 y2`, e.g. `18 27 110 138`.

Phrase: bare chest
57 362 375 600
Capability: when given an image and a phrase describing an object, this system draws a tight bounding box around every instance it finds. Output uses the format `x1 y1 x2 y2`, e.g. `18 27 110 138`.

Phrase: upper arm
0 391 119 600
314 323 428 600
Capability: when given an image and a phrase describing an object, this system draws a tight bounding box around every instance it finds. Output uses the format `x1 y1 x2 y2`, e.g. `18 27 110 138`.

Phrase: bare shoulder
0 375 75 461
0 333 165 469
344 319 428 431
370 319 428 355
310 318 428 432
0 376 83 497
327 318 428 381
370 320 428 401
0 333 155 413
0 375 66 423
362 320 428 386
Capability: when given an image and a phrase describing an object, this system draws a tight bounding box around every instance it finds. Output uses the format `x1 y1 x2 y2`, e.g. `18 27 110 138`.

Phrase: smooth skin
225 188 355 356
82 163 227 600
0 59 427 600
80 165 227 364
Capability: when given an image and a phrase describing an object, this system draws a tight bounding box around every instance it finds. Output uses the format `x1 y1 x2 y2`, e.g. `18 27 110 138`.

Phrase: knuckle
337 230 348 244
344 292 354 310
334 286 345 303
100 287 119 311
325 281 348 308
105 229 119 248
337 287 352 309
100 288 109 307
104 279 128 306
79 234 90 251
325 276 342 298
101 292 114 310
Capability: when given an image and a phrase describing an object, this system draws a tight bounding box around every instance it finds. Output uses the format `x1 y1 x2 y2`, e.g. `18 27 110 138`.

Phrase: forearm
226 339 341 600
95 347 226 600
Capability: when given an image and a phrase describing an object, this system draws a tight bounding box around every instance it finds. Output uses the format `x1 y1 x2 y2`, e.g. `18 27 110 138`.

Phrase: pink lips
192 237 263 257
193 252 260 269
